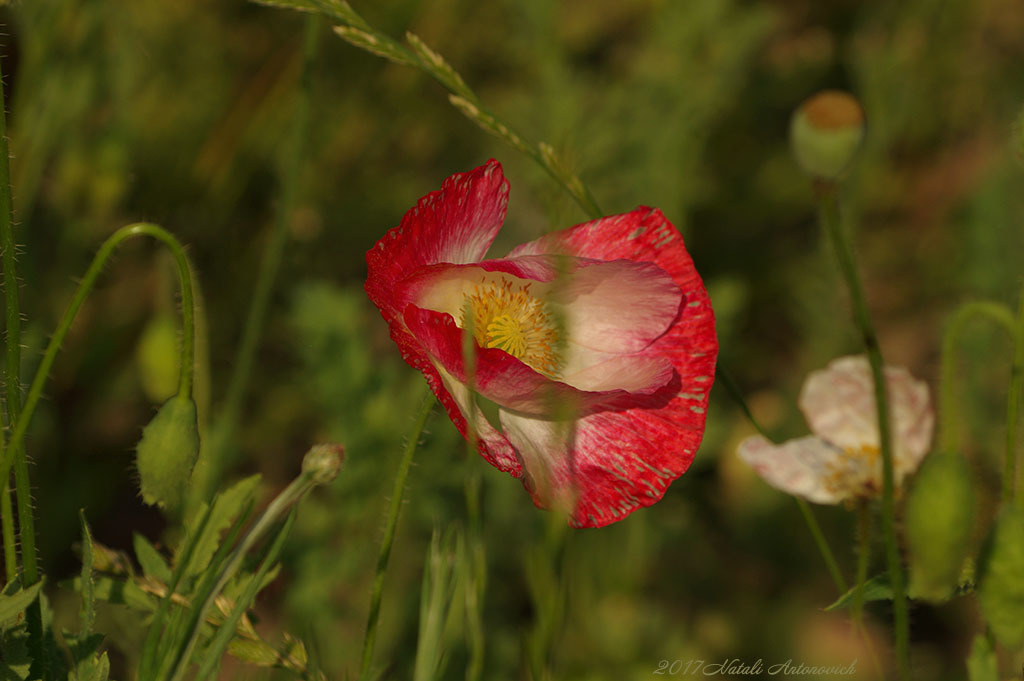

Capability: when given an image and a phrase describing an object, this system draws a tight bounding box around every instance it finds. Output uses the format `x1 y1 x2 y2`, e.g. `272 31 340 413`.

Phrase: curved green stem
938 301 1015 455
0 223 197 501
818 187 909 680
360 394 435 681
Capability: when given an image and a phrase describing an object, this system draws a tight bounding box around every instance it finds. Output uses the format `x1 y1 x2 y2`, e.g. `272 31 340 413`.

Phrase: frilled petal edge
738 435 846 505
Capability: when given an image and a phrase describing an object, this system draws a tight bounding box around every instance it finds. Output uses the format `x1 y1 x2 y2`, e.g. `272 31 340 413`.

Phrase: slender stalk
0 223 197 498
359 394 435 681
817 186 909 680
1006 283 1024 505
167 455 328 681
938 301 1015 454
1 489 14 581
2 57 45 670
723 367 849 594
852 501 871 629
203 15 321 496
796 498 848 594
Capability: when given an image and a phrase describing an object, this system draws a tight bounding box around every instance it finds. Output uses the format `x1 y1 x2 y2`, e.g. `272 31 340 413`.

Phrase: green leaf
228 633 309 670
180 474 261 581
134 533 173 584
76 652 110 681
978 506 1024 649
64 575 156 612
0 578 45 624
824 574 893 611
0 624 32 680
966 633 998 681
79 511 96 636
332 26 417 67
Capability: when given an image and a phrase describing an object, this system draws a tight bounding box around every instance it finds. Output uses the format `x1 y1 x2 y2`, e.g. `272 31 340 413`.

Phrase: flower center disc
462 278 561 377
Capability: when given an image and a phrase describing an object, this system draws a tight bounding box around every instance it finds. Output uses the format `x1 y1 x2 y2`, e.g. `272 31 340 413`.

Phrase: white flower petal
737 434 847 504
798 355 934 481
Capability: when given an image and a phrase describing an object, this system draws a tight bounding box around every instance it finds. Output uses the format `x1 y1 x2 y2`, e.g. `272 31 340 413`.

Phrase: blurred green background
3 0 1024 678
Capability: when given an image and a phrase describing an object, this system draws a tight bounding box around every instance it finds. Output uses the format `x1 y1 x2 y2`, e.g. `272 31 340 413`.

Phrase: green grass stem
818 187 909 680
360 394 435 681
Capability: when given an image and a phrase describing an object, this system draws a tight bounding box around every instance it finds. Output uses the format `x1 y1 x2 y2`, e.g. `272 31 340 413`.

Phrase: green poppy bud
905 451 974 602
977 506 1024 649
789 90 866 181
135 395 200 509
136 313 179 402
302 444 344 486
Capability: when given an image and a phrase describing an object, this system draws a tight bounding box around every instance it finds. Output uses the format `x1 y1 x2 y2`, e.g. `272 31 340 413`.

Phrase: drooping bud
789 90 866 181
977 506 1024 649
301 444 344 486
136 313 180 402
905 451 973 602
135 395 201 509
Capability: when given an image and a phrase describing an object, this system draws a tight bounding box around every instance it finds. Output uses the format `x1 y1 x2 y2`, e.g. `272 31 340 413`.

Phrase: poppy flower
365 160 717 527
738 356 934 504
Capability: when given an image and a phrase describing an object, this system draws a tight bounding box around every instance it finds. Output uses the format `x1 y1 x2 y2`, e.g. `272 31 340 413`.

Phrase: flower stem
817 186 909 680
359 393 435 681
202 14 322 497
852 500 871 630
0 223 197 507
1 57 46 670
795 497 848 595
722 367 849 594
938 301 1015 455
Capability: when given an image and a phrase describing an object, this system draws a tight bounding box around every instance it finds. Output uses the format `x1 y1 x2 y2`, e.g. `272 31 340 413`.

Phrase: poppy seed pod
789 90 866 181
135 395 200 509
302 443 345 485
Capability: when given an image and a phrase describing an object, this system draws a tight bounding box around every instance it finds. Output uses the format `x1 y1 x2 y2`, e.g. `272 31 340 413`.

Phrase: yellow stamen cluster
824 443 882 500
462 278 561 377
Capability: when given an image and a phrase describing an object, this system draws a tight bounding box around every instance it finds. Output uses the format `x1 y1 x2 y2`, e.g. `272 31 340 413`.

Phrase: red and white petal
562 395 709 528
506 206 717 404
402 305 672 415
434 365 521 475
737 435 848 505
365 159 508 326
497 411 577 515
799 356 934 477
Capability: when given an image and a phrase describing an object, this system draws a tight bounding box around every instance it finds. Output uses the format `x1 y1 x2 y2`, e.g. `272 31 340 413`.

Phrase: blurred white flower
738 356 934 504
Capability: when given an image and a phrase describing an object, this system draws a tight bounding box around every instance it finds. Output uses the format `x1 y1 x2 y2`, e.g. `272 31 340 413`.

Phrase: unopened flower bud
978 506 1024 648
905 451 973 602
136 313 179 402
135 395 200 509
789 90 866 181
302 443 344 485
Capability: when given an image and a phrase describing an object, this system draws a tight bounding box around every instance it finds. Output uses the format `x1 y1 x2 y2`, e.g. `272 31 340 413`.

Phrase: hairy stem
360 394 435 681
0 223 197 497
852 501 871 630
818 187 909 680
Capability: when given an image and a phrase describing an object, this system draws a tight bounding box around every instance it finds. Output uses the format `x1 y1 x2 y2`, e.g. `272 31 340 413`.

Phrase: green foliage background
3 0 1024 678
